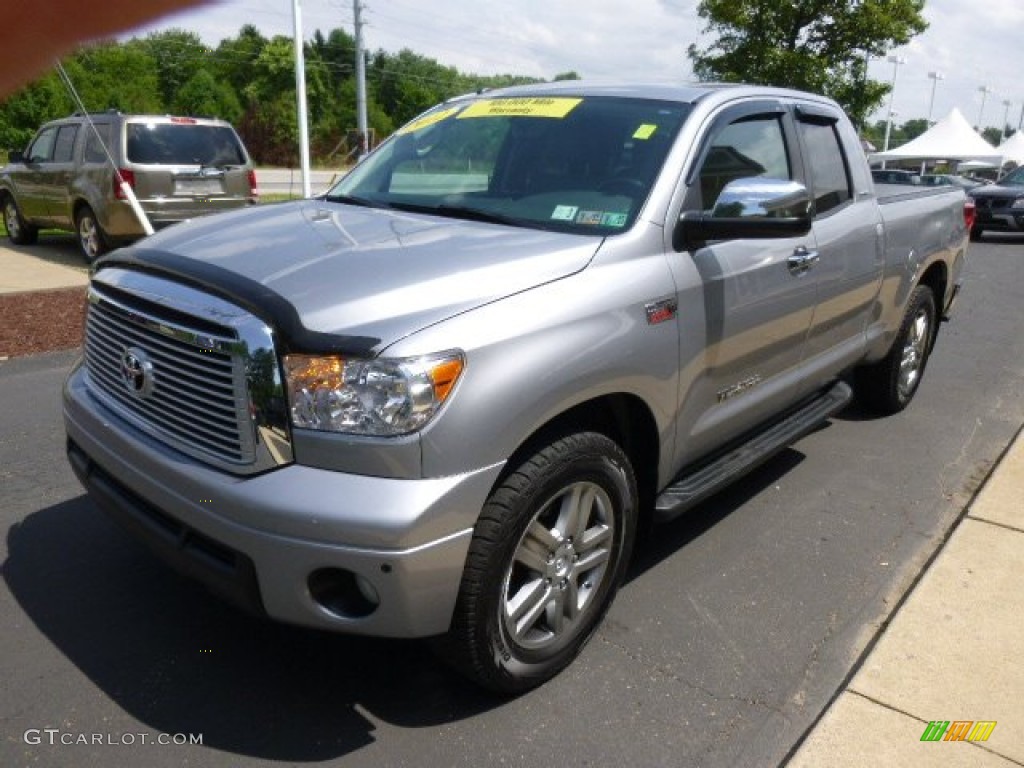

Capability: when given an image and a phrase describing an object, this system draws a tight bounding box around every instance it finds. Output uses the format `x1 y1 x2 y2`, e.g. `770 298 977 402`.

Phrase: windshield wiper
384 200 528 228
323 193 380 208
438 204 529 227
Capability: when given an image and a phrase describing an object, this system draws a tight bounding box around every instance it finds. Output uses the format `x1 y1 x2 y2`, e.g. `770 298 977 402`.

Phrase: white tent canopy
997 131 1024 166
869 108 1003 166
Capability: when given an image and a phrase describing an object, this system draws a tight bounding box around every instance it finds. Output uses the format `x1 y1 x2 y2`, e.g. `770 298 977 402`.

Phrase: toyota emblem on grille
120 347 155 398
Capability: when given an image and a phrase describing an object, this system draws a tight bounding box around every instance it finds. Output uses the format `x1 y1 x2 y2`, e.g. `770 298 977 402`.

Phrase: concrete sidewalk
786 426 1024 766
0 237 88 294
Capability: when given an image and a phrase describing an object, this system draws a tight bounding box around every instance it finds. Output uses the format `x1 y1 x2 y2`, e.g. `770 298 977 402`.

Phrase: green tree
308 28 357 89
901 118 928 143
0 74 71 150
213 25 268 96
981 127 1003 146
175 69 242 122
371 48 462 126
135 29 208 108
689 0 927 128
61 43 162 113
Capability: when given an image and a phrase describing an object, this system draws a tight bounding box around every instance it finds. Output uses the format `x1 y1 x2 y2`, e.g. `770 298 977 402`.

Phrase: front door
672 104 819 464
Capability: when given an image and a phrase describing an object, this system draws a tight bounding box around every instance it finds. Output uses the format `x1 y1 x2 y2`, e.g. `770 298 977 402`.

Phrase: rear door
673 101 819 460
793 105 883 388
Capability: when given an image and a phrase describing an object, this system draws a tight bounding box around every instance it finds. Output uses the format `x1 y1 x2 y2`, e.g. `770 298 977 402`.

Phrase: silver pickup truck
63 83 971 693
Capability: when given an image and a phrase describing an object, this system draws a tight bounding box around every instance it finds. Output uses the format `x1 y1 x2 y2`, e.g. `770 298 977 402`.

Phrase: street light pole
881 55 906 168
926 71 944 125
977 85 993 131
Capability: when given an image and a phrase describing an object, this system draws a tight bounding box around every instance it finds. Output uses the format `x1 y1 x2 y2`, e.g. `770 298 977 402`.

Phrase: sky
132 0 1024 134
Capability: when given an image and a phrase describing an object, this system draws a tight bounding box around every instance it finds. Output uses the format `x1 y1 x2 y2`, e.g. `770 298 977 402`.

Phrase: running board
654 380 853 523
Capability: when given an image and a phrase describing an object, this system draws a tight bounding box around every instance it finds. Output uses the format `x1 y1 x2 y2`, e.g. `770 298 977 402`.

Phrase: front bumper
63 362 503 638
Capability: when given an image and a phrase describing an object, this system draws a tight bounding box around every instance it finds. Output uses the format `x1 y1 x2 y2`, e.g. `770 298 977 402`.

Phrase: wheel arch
494 393 661 520
72 196 96 222
917 260 948 347
918 261 947 311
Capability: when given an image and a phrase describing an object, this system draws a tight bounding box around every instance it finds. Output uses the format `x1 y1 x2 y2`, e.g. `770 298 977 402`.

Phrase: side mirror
8 149 24 164
676 177 812 251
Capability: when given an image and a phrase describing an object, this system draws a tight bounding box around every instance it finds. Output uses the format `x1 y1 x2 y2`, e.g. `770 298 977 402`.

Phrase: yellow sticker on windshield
397 106 462 134
458 97 583 119
633 124 658 140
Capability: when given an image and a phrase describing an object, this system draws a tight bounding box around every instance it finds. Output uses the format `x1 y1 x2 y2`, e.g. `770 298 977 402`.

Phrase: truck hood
111 200 601 353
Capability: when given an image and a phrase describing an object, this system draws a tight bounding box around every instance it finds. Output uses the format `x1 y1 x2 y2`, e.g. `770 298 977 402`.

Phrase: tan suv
1 112 257 261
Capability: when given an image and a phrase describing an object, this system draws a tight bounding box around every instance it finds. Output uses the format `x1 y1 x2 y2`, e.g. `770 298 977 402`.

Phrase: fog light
308 568 379 618
354 573 380 606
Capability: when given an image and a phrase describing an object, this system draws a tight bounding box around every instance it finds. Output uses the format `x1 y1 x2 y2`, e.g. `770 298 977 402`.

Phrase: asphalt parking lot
2 235 1023 767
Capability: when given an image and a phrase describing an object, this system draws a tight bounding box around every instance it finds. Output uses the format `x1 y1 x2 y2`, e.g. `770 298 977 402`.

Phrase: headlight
1011 197 1024 209
283 351 464 436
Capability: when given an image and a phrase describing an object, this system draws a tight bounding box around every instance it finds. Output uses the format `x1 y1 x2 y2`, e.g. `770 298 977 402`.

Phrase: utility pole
354 0 369 157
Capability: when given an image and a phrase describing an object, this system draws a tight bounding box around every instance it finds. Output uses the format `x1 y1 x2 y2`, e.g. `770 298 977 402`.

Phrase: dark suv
1 112 256 260
968 166 1024 240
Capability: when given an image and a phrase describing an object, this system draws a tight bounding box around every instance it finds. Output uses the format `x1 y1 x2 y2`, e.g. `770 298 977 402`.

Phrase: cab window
694 114 792 211
797 120 852 215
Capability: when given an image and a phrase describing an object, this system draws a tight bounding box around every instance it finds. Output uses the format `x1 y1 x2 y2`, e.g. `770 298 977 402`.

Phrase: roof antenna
54 60 154 236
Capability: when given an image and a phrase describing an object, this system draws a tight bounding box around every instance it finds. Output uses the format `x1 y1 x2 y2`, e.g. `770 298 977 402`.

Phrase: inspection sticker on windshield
459 97 582 119
575 210 604 226
633 124 658 140
573 210 628 227
397 106 463 134
551 205 578 221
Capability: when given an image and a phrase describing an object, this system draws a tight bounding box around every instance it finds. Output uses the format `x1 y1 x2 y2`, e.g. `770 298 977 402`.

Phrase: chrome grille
82 267 293 473
84 285 253 467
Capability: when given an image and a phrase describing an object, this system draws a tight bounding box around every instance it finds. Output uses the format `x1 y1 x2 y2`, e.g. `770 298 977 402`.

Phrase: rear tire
3 195 38 245
76 205 109 262
441 432 637 694
856 285 936 414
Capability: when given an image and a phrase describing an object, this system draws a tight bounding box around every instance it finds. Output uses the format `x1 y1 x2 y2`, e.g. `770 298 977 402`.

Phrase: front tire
857 285 937 414
75 205 109 262
3 195 38 245
443 432 637 694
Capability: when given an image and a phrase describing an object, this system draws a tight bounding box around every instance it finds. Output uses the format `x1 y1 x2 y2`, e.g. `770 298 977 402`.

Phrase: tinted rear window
126 123 246 166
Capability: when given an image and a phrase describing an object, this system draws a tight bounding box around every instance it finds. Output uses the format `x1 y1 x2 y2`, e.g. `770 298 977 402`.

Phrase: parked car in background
920 173 985 190
871 168 920 185
967 165 1024 240
1 112 257 261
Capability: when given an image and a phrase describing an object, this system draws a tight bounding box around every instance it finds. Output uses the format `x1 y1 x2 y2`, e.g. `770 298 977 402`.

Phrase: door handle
788 246 819 275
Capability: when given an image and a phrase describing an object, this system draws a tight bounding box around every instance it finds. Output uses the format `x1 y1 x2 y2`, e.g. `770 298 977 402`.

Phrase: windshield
329 95 691 234
998 166 1024 186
